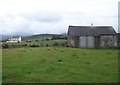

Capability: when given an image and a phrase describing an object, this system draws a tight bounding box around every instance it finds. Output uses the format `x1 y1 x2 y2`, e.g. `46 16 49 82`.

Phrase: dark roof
68 26 116 36
11 35 20 38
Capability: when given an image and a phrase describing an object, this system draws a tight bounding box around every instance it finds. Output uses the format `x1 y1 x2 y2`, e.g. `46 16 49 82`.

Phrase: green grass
2 47 118 83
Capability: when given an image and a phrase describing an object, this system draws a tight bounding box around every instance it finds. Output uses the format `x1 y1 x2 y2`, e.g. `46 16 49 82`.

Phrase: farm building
117 33 120 48
67 25 117 48
6 36 22 43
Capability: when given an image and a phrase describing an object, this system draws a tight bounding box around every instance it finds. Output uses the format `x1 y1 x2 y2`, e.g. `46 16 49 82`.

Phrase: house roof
11 35 20 38
68 26 116 36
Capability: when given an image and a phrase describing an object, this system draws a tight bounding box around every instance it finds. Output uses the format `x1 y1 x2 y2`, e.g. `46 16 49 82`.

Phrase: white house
6 36 22 43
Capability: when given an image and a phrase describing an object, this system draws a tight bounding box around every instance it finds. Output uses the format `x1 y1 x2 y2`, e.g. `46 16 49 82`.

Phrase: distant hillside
1 34 67 41
1 35 11 41
0 35 1 40
22 34 67 41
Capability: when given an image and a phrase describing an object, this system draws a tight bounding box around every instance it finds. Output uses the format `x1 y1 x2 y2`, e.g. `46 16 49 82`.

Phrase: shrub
1 40 6 42
45 38 49 41
46 44 49 47
52 35 60 40
26 40 32 42
40 43 44 47
22 44 28 47
11 45 15 48
11 44 21 48
30 44 39 47
60 42 67 47
35 40 39 42
53 42 59 46
2 44 9 48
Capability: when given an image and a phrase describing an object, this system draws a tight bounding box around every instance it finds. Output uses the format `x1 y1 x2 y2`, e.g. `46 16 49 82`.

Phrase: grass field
2 47 118 83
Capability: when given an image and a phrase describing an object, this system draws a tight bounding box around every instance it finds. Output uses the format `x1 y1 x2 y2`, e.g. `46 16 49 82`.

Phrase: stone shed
67 25 117 48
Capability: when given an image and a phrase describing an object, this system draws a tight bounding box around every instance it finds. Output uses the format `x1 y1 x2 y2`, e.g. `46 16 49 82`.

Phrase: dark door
74 36 79 48
95 36 100 48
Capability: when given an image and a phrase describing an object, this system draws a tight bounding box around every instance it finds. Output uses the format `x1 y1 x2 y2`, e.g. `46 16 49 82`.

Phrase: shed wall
67 35 117 48
100 35 117 48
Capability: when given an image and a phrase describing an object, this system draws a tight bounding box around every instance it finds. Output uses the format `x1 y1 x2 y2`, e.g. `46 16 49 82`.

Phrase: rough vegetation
2 39 67 48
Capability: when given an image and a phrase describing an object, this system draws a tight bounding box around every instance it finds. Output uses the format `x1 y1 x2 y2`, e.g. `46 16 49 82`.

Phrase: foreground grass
2 47 118 83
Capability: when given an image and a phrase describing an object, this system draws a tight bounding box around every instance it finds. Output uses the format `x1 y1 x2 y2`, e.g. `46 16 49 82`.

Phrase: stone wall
67 35 117 48
67 36 79 47
67 36 75 47
100 35 117 48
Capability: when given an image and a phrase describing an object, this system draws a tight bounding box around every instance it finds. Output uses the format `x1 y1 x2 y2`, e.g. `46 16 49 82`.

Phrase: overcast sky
0 0 119 35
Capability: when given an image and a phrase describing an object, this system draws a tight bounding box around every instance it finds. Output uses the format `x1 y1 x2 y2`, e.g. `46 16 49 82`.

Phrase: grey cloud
20 11 63 23
0 12 65 35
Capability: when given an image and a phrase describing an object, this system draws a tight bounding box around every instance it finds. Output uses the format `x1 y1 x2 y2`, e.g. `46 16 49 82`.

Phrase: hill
1 35 11 41
1 34 67 41
22 34 67 41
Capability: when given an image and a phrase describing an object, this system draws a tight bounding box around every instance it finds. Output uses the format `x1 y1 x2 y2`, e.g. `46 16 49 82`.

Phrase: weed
82 53 86 55
58 60 62 62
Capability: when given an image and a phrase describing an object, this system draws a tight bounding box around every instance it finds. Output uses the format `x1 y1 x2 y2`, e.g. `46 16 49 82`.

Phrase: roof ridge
68 25 116 36
69 25 113 27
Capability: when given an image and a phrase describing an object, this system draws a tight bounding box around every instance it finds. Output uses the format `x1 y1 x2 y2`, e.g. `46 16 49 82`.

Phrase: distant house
67 25 117 48
6 36 22 43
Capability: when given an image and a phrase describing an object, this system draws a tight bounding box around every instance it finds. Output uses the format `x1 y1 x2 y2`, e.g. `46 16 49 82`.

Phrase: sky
0 0 119 35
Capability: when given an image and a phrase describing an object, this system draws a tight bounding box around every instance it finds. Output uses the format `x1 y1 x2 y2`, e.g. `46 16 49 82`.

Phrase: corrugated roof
68 26 116 36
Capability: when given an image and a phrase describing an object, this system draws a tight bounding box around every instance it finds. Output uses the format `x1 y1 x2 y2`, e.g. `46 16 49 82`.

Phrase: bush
40 43 44 47
2 44 9 48
46 44 49 47
35 40 39 42
53 42 59 46
52 35 60 40
26 40 32 42
1 40 6 42
22 44 28 47
45 38 49 41
60 42 67 47
11 44 21 48
30 44 39 47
